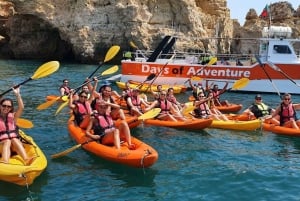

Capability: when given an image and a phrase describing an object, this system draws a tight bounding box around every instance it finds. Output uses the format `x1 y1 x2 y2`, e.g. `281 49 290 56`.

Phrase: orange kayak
216 104 242 113
226 113 256 121
263 121 300 137
68 119 158 168
144 118 212 130
186 99 242 113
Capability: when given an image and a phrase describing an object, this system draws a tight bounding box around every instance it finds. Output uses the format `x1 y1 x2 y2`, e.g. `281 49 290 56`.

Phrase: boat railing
128 50 258 65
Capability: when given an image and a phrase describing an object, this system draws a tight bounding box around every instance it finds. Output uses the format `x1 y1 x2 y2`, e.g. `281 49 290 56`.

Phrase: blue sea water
1 60 300 201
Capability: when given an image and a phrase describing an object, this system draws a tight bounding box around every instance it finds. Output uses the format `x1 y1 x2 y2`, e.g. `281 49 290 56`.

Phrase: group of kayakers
3 76 300 165
60 77 300 134
63 77 136 150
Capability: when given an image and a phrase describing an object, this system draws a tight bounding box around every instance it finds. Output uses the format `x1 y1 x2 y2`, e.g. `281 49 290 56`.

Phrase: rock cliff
0 0 298 63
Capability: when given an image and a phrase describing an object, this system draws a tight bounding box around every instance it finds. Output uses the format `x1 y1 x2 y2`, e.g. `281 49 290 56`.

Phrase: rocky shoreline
0 0 299 64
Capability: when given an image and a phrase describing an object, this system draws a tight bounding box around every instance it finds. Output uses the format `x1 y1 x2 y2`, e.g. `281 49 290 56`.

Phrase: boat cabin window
273 45 291 54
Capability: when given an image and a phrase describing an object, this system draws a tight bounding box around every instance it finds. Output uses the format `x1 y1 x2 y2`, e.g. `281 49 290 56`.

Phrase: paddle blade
182 105 195 116
138 108 161 120
146 73 156 82
101 65 119 76
55 101 69 115
231 78 250 90
51 144 82 159
207 57 217 66
190 76 202 81
129 41 138 49
104 46 120 63
31 61 60 80
16 118 34 129
36 97 60 110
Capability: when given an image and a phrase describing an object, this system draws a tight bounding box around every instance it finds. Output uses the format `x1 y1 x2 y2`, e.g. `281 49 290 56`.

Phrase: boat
144 118 213 130
263 121 300 137
120 26 300 94
210 119 262 131
128 80 187 93
116 81 183 94
0 130 47 186
68 118 158 168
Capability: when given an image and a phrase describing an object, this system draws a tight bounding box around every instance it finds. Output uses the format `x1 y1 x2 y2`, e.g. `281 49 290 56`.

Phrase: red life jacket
95 113 114 132
280 103 297 125
0 113 18 141
128 95 142 112
60 85 71 95
158 99 172 114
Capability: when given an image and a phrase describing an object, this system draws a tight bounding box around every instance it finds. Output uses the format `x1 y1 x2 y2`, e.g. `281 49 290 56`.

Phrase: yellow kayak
0 130 47 186
210 119 262 131
116 81 182 94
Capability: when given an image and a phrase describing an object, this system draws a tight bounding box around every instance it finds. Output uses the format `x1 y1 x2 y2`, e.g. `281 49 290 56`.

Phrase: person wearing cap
243 94 279 125
126 88 150 116
271 93 300 129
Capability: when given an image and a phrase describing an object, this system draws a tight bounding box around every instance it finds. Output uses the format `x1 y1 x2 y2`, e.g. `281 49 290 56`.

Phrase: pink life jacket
0 113 18 141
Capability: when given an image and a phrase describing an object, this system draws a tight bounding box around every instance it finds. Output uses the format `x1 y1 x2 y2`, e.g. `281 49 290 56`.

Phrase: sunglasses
1 104 12 108
80 95 88 98
284 98 291 101
255 98 262 100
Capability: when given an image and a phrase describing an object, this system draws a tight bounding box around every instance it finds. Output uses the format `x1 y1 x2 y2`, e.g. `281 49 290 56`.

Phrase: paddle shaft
145 54 175 92
184 57 217 84
0 78 32 97
255 56 281 97
267 61 300 87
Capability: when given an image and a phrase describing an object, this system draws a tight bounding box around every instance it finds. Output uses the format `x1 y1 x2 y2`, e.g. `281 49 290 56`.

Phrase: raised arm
13 87 24 120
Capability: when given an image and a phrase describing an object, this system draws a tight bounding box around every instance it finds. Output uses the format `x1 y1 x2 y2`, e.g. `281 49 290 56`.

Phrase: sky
227 0 299 25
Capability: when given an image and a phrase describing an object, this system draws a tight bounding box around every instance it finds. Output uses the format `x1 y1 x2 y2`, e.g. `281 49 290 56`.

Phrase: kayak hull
263 122 300 137
210 119 262 131
144 118 213 130
68 119 158 168
0 130 47 186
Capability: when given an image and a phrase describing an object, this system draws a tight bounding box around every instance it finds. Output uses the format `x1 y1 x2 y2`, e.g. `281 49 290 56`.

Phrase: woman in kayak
0 87 34 165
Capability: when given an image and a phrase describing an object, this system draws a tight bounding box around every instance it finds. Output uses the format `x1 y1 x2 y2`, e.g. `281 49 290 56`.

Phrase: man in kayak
243 94 279 125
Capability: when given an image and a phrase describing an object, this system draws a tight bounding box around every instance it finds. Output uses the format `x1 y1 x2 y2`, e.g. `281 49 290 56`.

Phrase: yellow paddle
51 108 161 159
182 77 250 115
138 108 161 120
0 61 60 97
37 64 119 111
129 41 138 49
16 118 34 129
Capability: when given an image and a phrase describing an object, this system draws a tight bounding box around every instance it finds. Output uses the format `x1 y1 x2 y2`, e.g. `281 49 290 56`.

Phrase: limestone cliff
0 0 298 63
